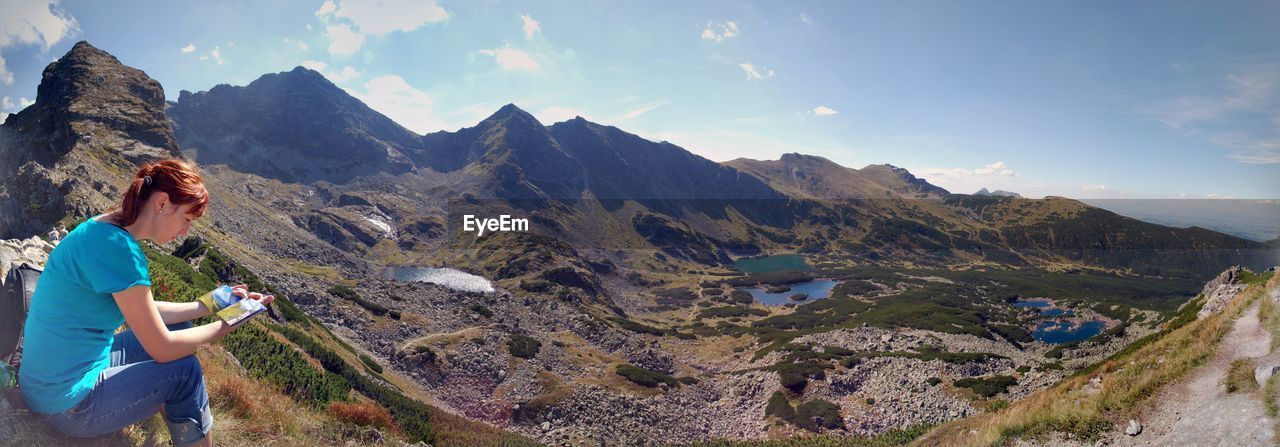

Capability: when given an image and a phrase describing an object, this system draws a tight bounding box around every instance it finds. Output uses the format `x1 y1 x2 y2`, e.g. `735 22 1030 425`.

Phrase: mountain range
2 41 1279 446
3 42 1275 280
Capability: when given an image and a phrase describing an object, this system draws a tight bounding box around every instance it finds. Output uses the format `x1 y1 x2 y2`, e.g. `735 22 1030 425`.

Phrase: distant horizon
1 1 1277 200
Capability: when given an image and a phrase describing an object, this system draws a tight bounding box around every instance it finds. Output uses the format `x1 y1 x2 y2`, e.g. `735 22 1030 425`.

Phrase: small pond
381 267 495 293
1012 299 1074 316
733 254 811 273
1034 320 1107 344
745 279 842 306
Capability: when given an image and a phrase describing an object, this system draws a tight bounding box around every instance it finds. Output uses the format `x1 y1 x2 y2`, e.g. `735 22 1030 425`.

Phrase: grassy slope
910 270 1277 446
0 241 541 447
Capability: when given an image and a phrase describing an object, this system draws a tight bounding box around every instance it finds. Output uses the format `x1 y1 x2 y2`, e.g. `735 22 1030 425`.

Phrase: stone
541 421 551 432
1124 419 1142 436
1255 364 1280 387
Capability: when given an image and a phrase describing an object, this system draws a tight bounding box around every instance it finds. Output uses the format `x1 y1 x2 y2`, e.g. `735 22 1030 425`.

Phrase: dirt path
1110 298 1275 446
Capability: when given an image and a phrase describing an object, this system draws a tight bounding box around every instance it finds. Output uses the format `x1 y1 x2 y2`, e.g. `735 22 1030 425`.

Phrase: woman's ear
152 191 171 213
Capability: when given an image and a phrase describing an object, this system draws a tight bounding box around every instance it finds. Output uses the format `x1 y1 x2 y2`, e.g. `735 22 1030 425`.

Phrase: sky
1 0 1278 200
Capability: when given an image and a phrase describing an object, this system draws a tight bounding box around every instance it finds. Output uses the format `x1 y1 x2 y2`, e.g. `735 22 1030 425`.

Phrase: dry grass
911 274 1277 446
0 344 403 447
288 261 342 282
1226 358 1259 393
328 400 393 429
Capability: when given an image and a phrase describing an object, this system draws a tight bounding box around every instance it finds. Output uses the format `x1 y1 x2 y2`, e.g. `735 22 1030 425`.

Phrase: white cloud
285 37 309 51
301 60 361 83
0 0 79 84
316 0 337 17
921 161 1019 194
18 97 33 108
701 20 739 43
328 0 447 35
1082 184 1113 192
346 74 446 133
479 46 538 72
536 106 587 124
800 13 812 25
326 24 365 56
611 101 667 122
1205 193 1234 200
739 63 774 80
974 161 1015 176
181 43 195 53
209 46 223 65
1 96 12 109
1142 64 1280 165
812 106 838 116
521 14 540 40
0 0 79 50
0 112 8 122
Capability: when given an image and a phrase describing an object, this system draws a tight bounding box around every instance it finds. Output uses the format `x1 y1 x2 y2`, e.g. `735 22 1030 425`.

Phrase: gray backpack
1 263 41 368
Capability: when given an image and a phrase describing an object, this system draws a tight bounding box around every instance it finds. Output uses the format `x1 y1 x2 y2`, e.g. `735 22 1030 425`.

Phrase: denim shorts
43 322 213 446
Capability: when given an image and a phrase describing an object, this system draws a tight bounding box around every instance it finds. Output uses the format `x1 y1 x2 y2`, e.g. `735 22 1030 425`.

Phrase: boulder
1256 364 1280 387
1124 419 1142 436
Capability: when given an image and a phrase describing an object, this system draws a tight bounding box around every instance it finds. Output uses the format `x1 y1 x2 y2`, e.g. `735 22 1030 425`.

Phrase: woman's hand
231 283 275 307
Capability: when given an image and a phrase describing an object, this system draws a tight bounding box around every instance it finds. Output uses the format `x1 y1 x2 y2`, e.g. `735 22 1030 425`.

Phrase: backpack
1 263 41 369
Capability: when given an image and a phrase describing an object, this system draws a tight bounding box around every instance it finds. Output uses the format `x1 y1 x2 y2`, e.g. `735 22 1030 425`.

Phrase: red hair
112 159 209 227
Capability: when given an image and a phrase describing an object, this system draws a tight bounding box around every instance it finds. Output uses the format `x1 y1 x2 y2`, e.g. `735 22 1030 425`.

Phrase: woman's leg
46 321 212 446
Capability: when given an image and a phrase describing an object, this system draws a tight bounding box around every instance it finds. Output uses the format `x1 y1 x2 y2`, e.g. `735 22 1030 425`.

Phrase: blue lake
733 254 811 273
382 267 495 293
745 280 842 306
1034 320 1107 344
1013 299 1073 316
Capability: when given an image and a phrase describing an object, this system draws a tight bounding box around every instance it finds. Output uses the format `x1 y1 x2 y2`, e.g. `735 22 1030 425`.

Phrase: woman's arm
154 300 211 325
114 284 236 363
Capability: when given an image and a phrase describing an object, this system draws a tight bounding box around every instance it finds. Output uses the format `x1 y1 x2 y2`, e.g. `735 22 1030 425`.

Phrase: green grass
698 306 769 319
954 375 1018 398
794 399 845 431
146 239 541 446
507 334 542 359
1225 359 1257 393
616 363 679 388
765 391 795 422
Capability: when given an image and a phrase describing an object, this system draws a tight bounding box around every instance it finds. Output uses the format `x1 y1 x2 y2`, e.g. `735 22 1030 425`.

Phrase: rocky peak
975 188 1022 198
479 104 545 131
859 163 951 198
3 41 178 168
167 66 420 183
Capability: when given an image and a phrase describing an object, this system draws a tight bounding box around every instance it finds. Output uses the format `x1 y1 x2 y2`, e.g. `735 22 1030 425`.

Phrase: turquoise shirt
19 216 150 414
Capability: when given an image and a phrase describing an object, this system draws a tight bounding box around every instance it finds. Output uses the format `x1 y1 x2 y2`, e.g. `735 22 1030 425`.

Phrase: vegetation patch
1225 358 1258 393
954 375 1017 398
616 363 679 388
507 335 542 359
794 399 845 431
698 306 769 319
764 391 795 423
328 285 391 317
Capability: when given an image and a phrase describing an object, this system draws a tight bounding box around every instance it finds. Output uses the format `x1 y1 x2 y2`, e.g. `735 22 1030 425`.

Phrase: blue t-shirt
19 216 151 414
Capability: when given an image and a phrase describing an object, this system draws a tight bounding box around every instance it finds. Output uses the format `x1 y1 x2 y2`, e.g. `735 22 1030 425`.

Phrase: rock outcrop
0 41 180 239
1197 266 1248 320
